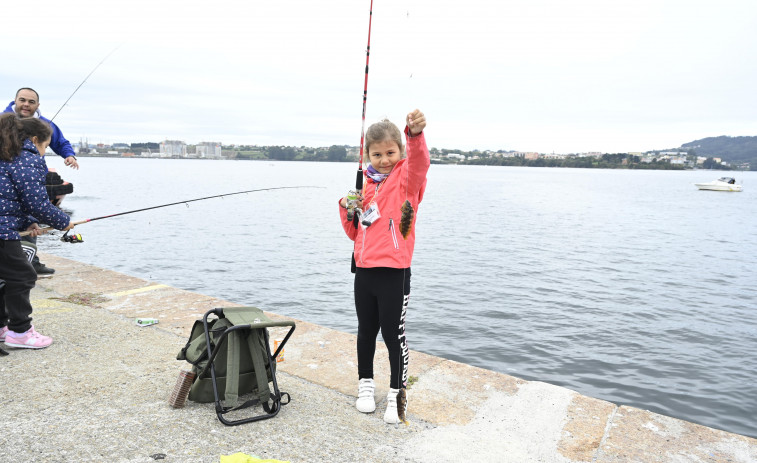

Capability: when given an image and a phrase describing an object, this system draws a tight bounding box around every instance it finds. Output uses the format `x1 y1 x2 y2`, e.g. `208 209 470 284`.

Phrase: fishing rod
19 185 322 238
50 44 121 122
357 0 374 191
345 0 375 228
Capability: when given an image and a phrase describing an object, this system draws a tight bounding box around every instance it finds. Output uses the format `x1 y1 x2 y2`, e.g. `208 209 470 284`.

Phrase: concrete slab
1 296 420 463
35 253 154 296
402 381 579 462
558 394 617 462
2 253 753 463
595 406 757 462
407 358 525 426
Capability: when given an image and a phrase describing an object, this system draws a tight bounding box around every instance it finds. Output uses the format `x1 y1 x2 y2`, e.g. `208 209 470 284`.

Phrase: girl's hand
24 223 46 237
407 109 426 136
63 222 76 232
340 196 363 209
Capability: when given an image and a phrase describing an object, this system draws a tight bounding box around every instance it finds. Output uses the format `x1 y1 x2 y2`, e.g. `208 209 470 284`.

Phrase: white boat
694 177 742 192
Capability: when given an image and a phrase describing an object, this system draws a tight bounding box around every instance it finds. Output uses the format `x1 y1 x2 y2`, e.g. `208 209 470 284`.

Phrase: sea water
45 158 757 437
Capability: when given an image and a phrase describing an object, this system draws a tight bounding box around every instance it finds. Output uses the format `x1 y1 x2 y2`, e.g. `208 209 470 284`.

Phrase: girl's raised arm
406 109 426 136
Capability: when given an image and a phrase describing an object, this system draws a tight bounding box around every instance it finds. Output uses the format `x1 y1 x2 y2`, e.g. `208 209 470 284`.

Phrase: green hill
680 136 757 169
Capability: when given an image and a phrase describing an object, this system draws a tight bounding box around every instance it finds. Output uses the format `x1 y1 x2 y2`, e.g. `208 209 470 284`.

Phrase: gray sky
2 0 755 153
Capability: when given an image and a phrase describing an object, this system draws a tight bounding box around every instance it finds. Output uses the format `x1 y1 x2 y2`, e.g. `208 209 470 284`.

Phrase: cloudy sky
2 0 755 153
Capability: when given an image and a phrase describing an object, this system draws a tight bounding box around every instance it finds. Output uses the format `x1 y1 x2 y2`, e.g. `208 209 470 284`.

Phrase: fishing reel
345 190 363 222
61 231 84 243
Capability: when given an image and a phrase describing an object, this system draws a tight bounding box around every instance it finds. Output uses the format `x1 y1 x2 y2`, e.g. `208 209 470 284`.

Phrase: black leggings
0 240 37 333
354 267 411 390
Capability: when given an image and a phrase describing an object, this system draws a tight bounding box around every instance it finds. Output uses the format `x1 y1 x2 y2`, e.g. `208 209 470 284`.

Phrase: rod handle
18 219 88 237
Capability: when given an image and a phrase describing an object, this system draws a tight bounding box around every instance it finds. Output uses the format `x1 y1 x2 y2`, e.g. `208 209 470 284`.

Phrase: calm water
44 158 757 437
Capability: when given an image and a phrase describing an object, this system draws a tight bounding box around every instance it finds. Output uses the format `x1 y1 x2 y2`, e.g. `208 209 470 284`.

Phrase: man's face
15 89 40 117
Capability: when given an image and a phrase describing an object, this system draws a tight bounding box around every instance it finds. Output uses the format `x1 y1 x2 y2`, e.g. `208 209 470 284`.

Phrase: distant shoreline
48 152 746 171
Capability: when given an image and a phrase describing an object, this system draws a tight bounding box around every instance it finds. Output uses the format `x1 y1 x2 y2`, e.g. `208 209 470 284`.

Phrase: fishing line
19 185 322 237
50 44 122 122
398 0 415 412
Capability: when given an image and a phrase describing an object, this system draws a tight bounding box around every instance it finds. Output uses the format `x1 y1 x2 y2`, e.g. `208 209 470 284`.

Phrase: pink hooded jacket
339 128 430 269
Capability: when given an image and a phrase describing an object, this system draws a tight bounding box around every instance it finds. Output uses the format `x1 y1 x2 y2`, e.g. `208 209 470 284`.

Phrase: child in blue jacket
0 113 74 349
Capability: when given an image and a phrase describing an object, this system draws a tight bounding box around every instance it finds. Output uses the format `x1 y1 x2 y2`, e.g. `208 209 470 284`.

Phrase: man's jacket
4 101 76 159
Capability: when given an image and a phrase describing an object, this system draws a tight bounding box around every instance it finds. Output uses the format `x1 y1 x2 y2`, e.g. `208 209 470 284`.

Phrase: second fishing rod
20 185 321 240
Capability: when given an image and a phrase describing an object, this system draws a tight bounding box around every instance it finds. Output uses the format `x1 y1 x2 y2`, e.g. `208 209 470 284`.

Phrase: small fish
397 388 409 425
399 200 414 239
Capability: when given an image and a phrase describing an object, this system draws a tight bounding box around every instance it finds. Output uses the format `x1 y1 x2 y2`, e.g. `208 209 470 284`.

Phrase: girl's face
368 139 402 174
32 136 51 156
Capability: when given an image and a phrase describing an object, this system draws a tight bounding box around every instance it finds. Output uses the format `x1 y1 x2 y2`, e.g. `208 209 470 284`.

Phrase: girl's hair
364 119 404 162
0 113 52 161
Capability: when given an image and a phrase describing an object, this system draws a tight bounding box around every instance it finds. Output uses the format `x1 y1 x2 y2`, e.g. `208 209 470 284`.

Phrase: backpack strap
247 327 273 410
222 329 242 408
222 327 278 413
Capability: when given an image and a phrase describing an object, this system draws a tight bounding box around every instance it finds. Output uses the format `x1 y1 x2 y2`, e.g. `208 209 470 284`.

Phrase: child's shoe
383 388 408 424
4 326 53 349
0 326 8 342
355 378 376 413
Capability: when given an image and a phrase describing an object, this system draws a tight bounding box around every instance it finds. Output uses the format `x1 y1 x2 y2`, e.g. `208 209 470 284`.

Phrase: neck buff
366 164 390 182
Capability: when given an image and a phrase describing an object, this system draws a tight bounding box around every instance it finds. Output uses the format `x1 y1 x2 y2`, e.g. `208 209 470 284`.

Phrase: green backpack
177 307 294 418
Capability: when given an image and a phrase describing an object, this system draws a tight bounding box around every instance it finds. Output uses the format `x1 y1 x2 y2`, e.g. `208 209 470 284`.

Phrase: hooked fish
399 200 414 239
397 388 409 425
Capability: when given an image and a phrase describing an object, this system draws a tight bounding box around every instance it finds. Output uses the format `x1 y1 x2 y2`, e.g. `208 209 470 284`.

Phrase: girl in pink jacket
339 109 429 424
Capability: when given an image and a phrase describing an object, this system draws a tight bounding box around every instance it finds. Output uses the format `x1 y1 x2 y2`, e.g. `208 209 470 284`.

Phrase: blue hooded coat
0 140 71 240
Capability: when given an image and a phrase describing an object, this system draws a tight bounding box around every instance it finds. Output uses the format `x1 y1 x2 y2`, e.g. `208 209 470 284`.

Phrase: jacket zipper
359 226 367 264
389 218 399 250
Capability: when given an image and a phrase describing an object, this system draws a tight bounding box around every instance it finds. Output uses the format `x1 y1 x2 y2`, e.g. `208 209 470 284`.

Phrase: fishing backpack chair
177 306 296 426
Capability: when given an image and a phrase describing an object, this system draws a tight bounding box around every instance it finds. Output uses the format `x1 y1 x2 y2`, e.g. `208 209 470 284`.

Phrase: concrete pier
1 253 755 462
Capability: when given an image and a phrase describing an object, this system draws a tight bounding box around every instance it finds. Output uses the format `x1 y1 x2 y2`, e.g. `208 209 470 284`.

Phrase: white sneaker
356 378 376 413
384 388 407 424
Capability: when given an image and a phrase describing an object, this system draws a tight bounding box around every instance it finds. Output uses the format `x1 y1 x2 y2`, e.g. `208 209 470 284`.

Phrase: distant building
196 142 222 158
160 140 187 158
